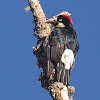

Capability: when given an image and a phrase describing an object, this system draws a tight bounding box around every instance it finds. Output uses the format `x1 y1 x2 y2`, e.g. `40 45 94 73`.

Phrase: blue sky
0 0 100 100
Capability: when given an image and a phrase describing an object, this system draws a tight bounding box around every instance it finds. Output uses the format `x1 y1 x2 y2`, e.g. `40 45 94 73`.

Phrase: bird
41 14 79 86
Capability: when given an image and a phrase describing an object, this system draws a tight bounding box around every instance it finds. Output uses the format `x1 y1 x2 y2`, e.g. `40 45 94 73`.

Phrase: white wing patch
61 49 74 70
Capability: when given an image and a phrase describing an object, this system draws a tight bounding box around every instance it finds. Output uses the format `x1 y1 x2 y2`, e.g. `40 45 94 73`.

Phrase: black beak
46 20 58 26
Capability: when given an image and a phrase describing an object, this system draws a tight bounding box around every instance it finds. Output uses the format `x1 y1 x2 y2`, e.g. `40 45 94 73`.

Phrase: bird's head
46 14 73 28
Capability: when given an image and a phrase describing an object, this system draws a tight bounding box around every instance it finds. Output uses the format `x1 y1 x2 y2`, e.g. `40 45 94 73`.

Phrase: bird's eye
59 18 62 22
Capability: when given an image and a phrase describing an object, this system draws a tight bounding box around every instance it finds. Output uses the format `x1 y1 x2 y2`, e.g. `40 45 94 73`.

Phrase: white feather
61 49 74 69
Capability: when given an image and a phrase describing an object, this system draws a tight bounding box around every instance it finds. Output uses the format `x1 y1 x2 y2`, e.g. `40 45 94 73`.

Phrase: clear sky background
0 0 100 100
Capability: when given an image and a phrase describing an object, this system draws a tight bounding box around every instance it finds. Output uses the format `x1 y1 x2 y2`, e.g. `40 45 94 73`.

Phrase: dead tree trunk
26 0 75 99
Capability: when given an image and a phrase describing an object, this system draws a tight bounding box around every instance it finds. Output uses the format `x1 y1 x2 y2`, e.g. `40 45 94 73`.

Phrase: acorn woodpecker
42 14 79 86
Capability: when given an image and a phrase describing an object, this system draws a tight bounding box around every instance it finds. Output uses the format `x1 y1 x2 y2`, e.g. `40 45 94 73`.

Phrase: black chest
49 27 78 51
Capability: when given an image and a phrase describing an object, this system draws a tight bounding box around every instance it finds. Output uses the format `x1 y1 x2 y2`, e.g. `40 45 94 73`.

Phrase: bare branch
28 0 51 38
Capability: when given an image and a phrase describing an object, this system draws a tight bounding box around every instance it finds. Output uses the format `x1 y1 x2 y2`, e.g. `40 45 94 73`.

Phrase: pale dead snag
27 0 75 100
28 0 52 38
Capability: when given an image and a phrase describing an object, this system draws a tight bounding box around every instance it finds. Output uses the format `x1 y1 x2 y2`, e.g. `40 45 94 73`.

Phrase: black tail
64 69 70 86
57 64 70 86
